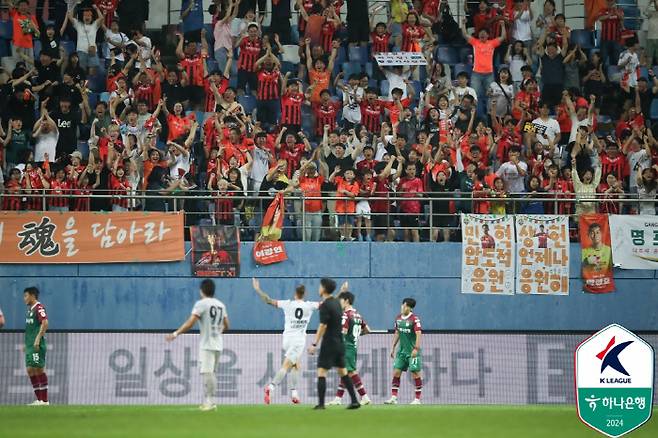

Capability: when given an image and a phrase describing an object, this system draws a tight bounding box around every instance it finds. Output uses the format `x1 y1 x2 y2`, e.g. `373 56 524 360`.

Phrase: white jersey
276 299 319 339
192 297 228 351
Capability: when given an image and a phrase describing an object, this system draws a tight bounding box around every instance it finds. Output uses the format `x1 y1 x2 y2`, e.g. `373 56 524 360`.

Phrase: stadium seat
33 40 42 56
206 58 219 73
365 62 374 78
368 78 379 89
61 40 75 55
334 46 347 65
607 65 621 83
650 99 658 121
204 23 215 43
570 30 594 49
453 63 473 79
380 80 390 96
238 94 257 116
459 46 473 64
99 92 110 103
0 20 12 39
280 61 297 76
87 92 99 109
435 46 458 65
342 62 362 78
88 74 105 93
638 66 649 80
411 80 422 97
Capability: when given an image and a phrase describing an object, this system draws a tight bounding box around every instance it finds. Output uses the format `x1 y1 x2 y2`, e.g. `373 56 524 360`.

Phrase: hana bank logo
597 336 633 383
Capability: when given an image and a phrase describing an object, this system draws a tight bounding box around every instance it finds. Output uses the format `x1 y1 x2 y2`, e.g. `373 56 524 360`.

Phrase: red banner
253 240 288 265
579 214 615 293
0 211 185 263
254 192 287 265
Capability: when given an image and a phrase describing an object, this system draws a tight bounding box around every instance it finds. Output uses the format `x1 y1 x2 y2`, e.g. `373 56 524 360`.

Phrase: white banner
515 215 570 295
610 215 658 270
461 215 515 294
374 52 428 66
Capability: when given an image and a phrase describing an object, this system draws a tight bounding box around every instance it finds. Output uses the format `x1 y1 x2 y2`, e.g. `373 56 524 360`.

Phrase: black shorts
400 213 420 229
373 213 389 235
186 85 205 106
317 341 345 370
237 70 258 93
347 20 370 43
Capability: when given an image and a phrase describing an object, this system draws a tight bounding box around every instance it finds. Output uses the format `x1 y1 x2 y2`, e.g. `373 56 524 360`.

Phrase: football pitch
0 405 656 438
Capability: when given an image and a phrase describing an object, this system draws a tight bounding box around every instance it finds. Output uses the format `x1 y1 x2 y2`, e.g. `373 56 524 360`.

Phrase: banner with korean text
374 52 428 66
609 215 658 270
578 214 615 293
0 211 184 263
461 214 515 294
514 215 570 295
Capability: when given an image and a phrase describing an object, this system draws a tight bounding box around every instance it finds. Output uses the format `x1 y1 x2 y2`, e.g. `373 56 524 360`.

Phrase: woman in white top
636 167 658 215
488 67 515 117
213 0 240 73
103 21 129 62
505 41 532 88
64 4 104 72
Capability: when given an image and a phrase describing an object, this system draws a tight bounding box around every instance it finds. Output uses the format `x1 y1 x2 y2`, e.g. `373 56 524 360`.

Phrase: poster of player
514 215 570 295
190 225 240 277
578 214 615 293
461 214 515 294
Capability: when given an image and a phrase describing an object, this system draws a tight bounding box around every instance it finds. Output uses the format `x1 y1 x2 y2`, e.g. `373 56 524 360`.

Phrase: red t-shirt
469 37 501 74
334 176 359 214
167 114 194 141
298 175 324 213
398 177 424 213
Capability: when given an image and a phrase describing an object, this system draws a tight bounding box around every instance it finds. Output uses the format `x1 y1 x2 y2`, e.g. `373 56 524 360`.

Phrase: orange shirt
299 175 324 213
308 69 331 104
11 9 38 48
334 176 359 214
469 37 501 74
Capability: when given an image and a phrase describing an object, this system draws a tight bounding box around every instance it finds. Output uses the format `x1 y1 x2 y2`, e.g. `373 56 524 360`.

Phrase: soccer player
328 284 372 406
24 287 49 406
308 278 360 410
252 278 319 404
166 279 229 411
384 298 423 405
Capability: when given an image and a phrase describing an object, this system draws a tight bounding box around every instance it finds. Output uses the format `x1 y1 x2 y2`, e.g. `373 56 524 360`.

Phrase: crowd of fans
0 0 656 242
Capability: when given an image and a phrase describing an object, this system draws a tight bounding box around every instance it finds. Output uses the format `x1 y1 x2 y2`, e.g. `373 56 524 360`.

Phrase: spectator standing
296 159 325 241
64 4 104 73
511 0 533 51
645 0 658 66
495 146 527 194
461 16 506 118
398 162 424 242
9 0 40 67
347 0 370 47
597 0 624 66
181 0 204 42
571 155 602 214
537 42 565 109
636 167 657 215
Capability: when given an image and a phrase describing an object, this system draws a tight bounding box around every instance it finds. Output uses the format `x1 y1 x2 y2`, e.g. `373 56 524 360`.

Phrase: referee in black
308 278 360 410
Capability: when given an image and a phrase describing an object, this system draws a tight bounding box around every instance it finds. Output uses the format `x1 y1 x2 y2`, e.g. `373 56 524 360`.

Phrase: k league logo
575 324 654 438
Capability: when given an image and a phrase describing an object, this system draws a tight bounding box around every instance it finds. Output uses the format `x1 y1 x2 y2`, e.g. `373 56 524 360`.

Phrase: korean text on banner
190 225 240 277
609 215 658 270
515 215 570 295
374 52 428 66
461 214 515 294
0 211 184 263
578 214 615 293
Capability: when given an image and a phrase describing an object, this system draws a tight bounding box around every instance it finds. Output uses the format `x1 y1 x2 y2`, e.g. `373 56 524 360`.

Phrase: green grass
0 405 656 438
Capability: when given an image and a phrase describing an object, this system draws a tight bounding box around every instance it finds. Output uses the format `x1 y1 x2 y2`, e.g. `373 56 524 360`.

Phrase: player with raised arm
328 282 372 406
308 278 360 410
24 287 49 406
252 278 319 404
384 298 423 405
166 279 229 411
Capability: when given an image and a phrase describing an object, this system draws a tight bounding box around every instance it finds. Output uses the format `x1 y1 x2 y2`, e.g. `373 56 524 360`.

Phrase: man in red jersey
280 74 304 132
254 48 282 129
398 163 424 242
237 23 262 95
176 33 207 110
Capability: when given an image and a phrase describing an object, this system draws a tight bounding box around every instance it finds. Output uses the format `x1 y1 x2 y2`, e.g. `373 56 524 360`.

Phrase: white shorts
199 349 221 374
356 200 371 219
282 337 306 365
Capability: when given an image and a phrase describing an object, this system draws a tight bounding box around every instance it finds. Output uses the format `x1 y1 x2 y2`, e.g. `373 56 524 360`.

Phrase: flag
254 192 287 265
579 214 615 293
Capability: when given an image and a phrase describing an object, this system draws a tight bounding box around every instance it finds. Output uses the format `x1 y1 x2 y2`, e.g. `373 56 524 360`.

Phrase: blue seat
364 62 373 78
459 46 473 64
453 63 473 79
638 66 649 80
380 80 389 96
334 46 347 65
99 92 110 103
650 99 658 120
411 80 422 98
570 30 594 49
204 23 215 43
607 65 621 83
87 92 99 109
87 74 105 93
347 45 368 63
0 20 12 39
60 40 76 55
368 78 379 88
280 61 297 76
341 62 362 78
33 40 42 56
206 58 219 74
238 94 257 115
435 46 458 65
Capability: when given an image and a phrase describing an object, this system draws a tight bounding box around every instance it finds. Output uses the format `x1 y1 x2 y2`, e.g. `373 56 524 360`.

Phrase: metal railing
2 190 654 241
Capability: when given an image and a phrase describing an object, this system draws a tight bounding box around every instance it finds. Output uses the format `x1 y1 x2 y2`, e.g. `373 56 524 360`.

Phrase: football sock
351 373 366 396
414 377 422 400
317 377 326 406
202 373 215 405
341 375 358 404
289 368 299 391
38 373 48 402
391 376 400 397
336 382 345 398
271 368 287 387
29 375 40 401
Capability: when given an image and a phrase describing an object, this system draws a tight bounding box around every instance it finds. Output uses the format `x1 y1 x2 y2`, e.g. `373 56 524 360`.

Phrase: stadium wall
1 242 657 331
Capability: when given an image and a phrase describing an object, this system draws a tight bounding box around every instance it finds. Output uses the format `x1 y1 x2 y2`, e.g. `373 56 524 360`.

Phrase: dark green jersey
394 313 421 354
342 308 366 349
25 302 47 347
